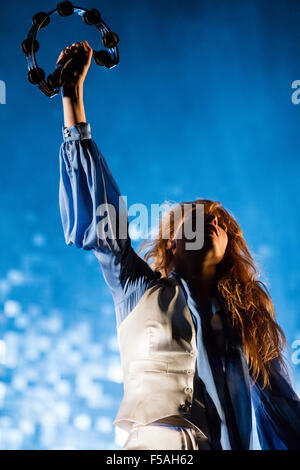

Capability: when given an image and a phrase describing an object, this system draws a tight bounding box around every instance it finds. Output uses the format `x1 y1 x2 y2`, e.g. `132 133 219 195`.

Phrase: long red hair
138 198 288 389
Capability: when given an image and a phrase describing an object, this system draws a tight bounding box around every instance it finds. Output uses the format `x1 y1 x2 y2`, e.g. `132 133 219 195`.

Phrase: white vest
114 274 261 450
114 276 200 433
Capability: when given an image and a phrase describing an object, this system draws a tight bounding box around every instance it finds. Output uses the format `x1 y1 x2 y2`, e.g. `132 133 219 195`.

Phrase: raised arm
58 41 161 324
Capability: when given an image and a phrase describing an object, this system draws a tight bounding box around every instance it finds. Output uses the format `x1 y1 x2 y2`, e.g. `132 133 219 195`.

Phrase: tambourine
21 1 119 98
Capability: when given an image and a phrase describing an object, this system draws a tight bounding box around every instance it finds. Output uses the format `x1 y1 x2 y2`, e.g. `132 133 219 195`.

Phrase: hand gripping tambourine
21 1 119 98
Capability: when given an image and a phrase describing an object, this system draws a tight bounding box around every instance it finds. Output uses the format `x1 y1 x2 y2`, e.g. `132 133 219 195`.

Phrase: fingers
56 41 92 65
82 40 93 62
83 40 92 50
67 43 80 55
64 41 91 54
56 51 64 64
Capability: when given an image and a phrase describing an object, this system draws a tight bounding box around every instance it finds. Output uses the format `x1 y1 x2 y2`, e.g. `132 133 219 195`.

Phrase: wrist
61 80 86 128
61 81 84 101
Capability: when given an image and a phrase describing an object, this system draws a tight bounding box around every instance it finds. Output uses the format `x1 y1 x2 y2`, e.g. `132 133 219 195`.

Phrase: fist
57 40 93 87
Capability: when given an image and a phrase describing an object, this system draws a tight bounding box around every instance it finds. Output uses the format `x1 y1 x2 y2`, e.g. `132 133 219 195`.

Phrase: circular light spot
74 414 91 431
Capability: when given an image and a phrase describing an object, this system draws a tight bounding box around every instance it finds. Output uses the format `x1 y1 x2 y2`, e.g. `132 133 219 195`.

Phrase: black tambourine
21 1 119 98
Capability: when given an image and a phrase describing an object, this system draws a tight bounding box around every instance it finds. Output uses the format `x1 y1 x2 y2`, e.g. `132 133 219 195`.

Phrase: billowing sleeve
59 122 161 324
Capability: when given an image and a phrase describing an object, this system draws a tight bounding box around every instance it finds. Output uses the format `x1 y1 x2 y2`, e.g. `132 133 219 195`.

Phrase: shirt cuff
62 122 91 142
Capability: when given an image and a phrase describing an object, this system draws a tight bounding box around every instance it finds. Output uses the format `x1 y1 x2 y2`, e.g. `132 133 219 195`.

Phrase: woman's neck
176 261 217 304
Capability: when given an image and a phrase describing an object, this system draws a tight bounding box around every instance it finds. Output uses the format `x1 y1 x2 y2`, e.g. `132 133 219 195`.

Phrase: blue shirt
59 122 300 450
59 122 161 326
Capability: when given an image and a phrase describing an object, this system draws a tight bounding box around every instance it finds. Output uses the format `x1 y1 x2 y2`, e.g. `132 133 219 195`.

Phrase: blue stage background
0 0 299 449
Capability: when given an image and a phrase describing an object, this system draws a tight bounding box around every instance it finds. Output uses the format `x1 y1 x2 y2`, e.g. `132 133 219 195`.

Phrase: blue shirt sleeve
59 122 161 325
251 357 300 449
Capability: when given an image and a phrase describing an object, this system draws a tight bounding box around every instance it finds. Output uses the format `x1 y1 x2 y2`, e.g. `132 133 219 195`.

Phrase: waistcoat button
185 369 193 375
184 387 193 394
178 400 192 413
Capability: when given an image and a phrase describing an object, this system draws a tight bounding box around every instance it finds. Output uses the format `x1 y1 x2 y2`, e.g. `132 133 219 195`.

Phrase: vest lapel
169 270 252 449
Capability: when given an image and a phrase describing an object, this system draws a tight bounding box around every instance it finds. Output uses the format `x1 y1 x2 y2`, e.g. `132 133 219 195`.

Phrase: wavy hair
137 199 288 389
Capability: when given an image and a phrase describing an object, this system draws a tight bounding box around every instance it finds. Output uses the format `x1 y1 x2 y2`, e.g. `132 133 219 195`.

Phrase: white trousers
123 422 211 450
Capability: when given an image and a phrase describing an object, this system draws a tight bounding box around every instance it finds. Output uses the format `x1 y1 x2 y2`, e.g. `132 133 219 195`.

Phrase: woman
58 41 300 450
